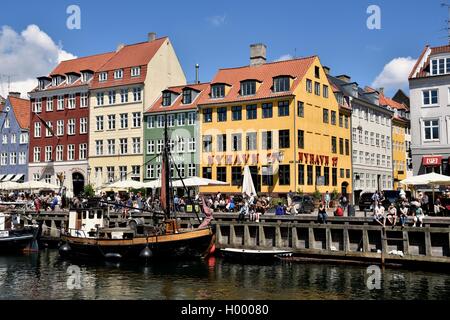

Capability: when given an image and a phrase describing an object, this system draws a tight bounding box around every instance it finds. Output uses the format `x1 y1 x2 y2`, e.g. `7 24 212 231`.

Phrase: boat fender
140 246 153 259
59 243 71 253
105 253 122 260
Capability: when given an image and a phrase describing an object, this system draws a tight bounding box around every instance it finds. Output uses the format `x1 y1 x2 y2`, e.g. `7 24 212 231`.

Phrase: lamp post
87 166 91 186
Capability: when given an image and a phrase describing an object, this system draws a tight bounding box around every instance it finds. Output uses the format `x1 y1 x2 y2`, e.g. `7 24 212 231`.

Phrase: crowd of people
0 191 67 213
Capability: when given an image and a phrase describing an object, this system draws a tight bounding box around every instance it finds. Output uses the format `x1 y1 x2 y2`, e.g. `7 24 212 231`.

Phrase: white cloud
275 54 293 62
207 14 226 27
371 57 417 92
0 24 76 98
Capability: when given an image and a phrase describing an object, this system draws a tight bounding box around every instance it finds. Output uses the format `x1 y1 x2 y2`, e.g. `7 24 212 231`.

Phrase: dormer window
162 92 172 106
114 69 123 79
81 72 90 83
183 90 192 104
273 77 290 93
131 67 141 77
211 84 225 99
241 81 256 96
99 72 108 82
39 80 46 90
431 58 450 75
52 76 62 87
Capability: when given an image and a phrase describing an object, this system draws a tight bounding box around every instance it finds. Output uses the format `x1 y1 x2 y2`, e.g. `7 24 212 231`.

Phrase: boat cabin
68 209 106 238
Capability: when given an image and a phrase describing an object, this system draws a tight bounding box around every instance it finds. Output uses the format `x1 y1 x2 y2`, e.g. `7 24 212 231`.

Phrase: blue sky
0 0 449 97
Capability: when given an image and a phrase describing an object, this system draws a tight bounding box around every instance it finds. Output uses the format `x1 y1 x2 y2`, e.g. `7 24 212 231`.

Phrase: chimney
116 43 125 52
323 66 330 75
337 74 351 83
148 32 156 42
378 87 384 95
8 92 21 98
250 43 267 66
195 64 200 84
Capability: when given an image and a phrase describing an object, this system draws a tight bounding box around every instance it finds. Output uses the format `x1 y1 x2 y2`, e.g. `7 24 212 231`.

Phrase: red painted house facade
28 52 114 196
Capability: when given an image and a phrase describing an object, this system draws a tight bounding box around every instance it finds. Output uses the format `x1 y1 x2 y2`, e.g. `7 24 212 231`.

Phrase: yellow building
380 93 409 189
88 34 186 188
196 44 352 197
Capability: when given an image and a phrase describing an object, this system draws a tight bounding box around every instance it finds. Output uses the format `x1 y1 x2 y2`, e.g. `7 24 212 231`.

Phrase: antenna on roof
195 64 200 84
441 2 450 44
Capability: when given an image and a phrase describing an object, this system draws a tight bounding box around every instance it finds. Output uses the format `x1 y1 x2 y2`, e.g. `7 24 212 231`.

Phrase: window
232 106 242 121
177 137 185 153
217 107 227 122
262 103 273 118
34 122 41 138
46 98 54 111
332 168 337 186
203 167 213 180
0 153 7 166
146 164 155 179
120 138 128 155
19 133 28 144
339 138 344 155
246 132 257 151
131 67 141 77
358 128 363 144
99 72 108 82
147 116 155 129
107 167 115 183
120 113 128 129
119 166 127 181
274 77 290 92
298 130 304 149
33 147 41 163
80 93 88 108
119 89 128 103
96 116 104 131
68 94 76 109
108 91 116 105
162 92 172 106
262 131 272 150
10 134 16 144
278 101 289 117
279 130 290 149
177 113 186 126
232 134 242 151
182 90 192 104
203 135 212 152
133 88 142 101
33 98 42 113
306 165 313 185
211 84 225 98
18 152 26 165
306 79 312 93
246 105 257 119
132 112 142 128
423 90 438 106
147 140 155 154
132 138 141 154
260 165 273 186
345 139 350 156
157 140 164 154
54 145 63 162
217 134 227 152
45 121 53 137
67 145 75 161
331 137 337 153
352 128 357 141
188 112 196 125
188 138 196 152
375 133 380 147
57 120 64 136
323 85 329 98
203 108 212 123
297 101 304 117
216 167 227 182
80 118 88 134
9 152 17 165
96 93 104 106
79 144 87 160
344 116 349 129
314 82 321 96
231 167 242 186
424 120 440 141
2 134 7 144
279 165 290 185
364 131 369 144
114 69 123 79
95 140 103 156
188 164 196 177
377 154 381 166
241 81 256 96
323 109 329 123
297 164 305 185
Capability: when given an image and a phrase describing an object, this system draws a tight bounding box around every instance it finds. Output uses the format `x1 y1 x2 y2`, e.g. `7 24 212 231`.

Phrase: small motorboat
0 211 40 253
219 248 293 262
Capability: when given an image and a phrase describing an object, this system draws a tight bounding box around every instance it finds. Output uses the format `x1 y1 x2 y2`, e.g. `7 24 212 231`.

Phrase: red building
28 52 114 195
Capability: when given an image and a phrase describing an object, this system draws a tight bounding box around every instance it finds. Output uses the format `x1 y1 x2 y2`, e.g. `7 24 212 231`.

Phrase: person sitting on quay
373 203 385 227
275 202 286 216
317 203 328 224
238 200 249 222
399 202 409 228
385 203 398 228
324 191 331 211
334 205 344 217
434 197 445 216
413 203 425 228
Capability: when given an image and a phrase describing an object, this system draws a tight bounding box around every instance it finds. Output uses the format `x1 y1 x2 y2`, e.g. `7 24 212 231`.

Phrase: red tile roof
9 96 31 129
409 44 450 79
197 56 317 105
379 93 406 110
146 83 210 114
50 52 115 76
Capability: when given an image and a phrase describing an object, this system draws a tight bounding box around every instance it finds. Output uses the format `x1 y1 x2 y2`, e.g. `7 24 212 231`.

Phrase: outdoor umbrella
400 172 450 205
0 181 22 191
19 181 61 191
104 179 147 190
242 166 257 197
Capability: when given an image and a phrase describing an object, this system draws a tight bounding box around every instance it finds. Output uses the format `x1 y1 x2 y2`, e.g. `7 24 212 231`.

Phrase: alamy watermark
366 265 382 290
367 5 381 30
67 5 81 30
66 265 82 290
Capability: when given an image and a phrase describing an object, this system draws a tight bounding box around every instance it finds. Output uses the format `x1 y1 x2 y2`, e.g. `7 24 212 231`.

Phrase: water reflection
0 250 450 300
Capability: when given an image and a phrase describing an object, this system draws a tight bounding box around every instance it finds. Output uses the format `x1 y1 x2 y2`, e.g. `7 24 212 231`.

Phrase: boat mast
163 113 171 219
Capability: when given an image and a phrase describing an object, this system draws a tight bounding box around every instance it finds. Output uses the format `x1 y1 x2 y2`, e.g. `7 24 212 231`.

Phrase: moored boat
0 211 40 253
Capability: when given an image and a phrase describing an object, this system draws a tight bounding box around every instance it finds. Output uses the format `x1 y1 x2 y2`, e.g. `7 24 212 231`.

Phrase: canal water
0 250 450 300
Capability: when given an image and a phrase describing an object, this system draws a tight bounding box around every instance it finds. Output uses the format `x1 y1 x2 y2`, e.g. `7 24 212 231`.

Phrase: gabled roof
198 56 317 105
8 96 31 129
379 93 407 111
409 44 450 79
146 83 210 114
50 52 115 76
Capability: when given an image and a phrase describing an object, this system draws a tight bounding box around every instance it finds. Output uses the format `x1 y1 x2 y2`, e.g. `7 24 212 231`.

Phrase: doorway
72 172 85 197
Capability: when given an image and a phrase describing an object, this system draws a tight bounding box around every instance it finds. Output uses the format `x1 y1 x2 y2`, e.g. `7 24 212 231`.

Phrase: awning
422 156 442 167
2 174 15 182
0 175 5 182
11 174 25 182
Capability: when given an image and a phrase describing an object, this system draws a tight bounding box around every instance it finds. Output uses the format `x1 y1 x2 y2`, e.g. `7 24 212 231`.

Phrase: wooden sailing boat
59 114 215 261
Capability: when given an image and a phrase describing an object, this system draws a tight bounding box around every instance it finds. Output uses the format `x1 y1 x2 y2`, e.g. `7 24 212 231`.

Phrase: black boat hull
0 228 37 253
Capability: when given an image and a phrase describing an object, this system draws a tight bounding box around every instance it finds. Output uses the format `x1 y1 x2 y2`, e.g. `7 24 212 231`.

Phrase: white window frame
56 145 63 162
68 119 76 135
423 89 439 107
131 67 141 77
80 118 88 134
99 72 108 82
67 144 75 161
423 119 440 142
46 98 54 112
114 69 123 79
